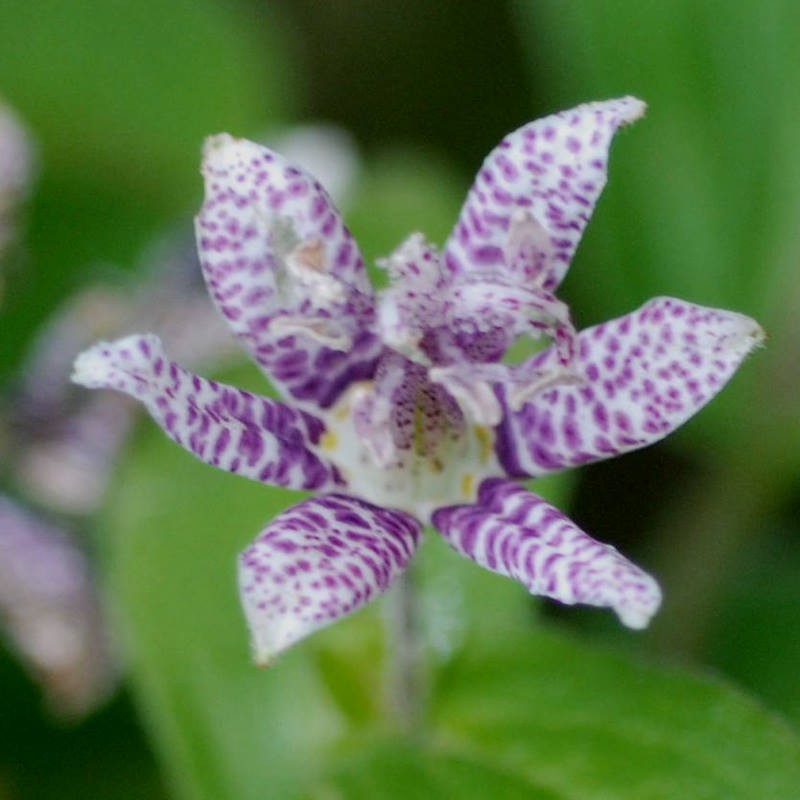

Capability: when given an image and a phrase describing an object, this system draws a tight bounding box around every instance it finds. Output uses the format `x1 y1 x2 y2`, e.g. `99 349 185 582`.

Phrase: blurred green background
2 1 800 798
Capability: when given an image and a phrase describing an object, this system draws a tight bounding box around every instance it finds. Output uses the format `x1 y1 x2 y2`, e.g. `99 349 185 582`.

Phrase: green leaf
306 737 562 800
432 630 800 800
0 0 288 210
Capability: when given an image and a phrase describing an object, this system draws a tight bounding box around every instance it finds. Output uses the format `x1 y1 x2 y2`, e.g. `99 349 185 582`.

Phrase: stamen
260 221 355 350
269 315 352 351
428 365 503 427
505 368 583 411
430 361 584 422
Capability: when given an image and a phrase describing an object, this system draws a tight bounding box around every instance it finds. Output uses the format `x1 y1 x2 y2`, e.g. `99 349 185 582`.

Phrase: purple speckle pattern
196 134 383 409
425 273 575 370
442 97 646 291
71 99 765 662
238 494 421 663
496 297 763 478
441 276 575 364
72 334 341 492
354 351 465 465
375 230 577 424
432 478 661 628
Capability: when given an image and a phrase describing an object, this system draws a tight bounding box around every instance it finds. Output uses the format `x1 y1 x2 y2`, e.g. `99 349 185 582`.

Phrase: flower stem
386 567 425 734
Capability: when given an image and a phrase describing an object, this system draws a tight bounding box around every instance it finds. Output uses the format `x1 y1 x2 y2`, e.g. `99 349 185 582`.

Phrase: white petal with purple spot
72 334 341 491
496 298 764 477
443 96 646 290
196 134 383 409
239 494 421 664
433 478 661 629
69 97 767 659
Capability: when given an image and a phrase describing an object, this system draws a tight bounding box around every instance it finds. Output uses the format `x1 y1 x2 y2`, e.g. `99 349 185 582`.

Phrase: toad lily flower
72 98 763 665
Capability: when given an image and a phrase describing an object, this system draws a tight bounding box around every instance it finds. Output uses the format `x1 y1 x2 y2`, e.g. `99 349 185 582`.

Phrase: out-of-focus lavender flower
0 98 34 273
0 498 116 716
0 124 364 710
10 234 236 515
11 124 360 517
73 98 763 665
0 232 229 715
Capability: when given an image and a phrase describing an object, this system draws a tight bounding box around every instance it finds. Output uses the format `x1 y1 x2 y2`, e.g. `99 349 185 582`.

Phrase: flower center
316 355 500 521
308 217 583 518
373 221 581 427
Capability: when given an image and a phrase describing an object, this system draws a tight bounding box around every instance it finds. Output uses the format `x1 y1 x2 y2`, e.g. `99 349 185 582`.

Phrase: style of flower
72 97 763 665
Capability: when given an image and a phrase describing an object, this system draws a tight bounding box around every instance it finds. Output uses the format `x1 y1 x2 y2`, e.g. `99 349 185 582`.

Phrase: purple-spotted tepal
72 98 763 664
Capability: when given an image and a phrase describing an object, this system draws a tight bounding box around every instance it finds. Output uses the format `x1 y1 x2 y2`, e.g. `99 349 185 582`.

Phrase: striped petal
496 297 764 478
442 97 646 291
432 478 661 629
238 494 422 664
196 134 383 410
71 334 341 492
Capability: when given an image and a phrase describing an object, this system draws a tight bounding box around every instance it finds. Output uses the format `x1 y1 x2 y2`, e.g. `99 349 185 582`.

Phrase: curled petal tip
202 131 237 152
201 132 233 166
616 95 647 124
238 496 421 662
71 334 162 390
203 131 234 147
434 480 663 630
71 343 110 388
613 574 662 630
201 133 265 174
722 315 766 354
652 298 764 355
248 619 304 667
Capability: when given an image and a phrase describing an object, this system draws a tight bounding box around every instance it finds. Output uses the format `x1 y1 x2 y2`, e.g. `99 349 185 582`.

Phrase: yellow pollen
474 425 494 463
321 431 338 451
461 472 475 498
